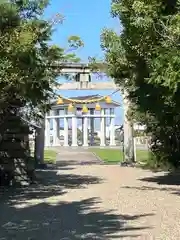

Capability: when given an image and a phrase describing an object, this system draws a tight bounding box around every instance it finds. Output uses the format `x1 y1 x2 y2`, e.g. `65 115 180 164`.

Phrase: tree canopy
0 0 82 120
0 0 84 186
101 0 180 168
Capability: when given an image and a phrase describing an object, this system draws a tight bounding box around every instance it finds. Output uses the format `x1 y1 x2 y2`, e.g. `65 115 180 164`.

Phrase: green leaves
103 0 180 167
68 35 84 49
0 0 82 120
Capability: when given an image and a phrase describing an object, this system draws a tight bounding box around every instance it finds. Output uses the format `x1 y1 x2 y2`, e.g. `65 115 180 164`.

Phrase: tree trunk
122 91 135 162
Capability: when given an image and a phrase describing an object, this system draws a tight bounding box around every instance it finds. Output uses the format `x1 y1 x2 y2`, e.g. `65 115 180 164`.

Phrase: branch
152 19 179 44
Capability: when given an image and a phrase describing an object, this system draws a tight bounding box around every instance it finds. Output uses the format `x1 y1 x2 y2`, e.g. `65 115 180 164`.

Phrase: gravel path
0 152 180 239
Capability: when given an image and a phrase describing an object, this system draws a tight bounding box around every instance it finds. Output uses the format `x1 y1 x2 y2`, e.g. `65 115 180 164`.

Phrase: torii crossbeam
52 62 117 90
55 62 135 162
37 62 134 164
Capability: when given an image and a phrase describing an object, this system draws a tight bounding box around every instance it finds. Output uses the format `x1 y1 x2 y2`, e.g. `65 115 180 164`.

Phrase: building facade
45 95 120 147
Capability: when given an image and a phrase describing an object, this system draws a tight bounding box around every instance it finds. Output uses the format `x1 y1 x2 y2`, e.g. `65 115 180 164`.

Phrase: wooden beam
60 68 91 73
50 62 91 74
53 82 117 90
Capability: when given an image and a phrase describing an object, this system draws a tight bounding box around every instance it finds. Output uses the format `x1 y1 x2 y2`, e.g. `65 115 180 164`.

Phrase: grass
44 149 57 164
89 148 150 164
44 148 149 165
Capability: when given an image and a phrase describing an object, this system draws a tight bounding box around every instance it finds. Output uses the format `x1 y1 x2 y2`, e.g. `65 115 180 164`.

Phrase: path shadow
121 186 180 196
139 171 180 196
0 164 154 239
0 197 153 239
0 167 102 202
56 159 102 167
140 171 180 185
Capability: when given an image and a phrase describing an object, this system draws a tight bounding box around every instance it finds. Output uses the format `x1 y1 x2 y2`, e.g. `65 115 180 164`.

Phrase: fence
134 137 150 149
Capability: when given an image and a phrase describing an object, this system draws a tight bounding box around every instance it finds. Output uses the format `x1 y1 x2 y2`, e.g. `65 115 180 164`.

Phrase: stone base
83 144 89 147
109 144 116 147
36 163 48 169
63 145 69 147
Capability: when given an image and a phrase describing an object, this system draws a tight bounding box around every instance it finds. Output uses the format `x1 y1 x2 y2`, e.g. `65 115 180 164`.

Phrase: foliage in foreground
0 0 82 120
101 0 180 168
0 0 82 185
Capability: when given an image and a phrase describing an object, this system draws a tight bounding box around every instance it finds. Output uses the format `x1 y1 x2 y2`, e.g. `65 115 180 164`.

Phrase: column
110 108 116 146
35 118 45 164
57 115 60 141
83 116 88 147
52 110 59 146
72 118 78 147
63 108 69 147
82 118 84 145
104 109 107 145
90 109 95 146
123 90 135 162
45 117 50 147
133 137 137 162
100 108 106 146
72 111 78 147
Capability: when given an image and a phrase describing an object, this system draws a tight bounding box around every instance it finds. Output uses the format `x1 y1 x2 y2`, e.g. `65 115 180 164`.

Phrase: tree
0 0 82 185
101 0 180 168
0 0 82 118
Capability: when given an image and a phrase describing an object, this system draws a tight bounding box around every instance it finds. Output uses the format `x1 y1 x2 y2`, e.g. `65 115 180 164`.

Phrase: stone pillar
83 115 88 147
133 137 137 162
63 108 69 147
45 117 51 147
52 110 59 146
100 108 106 146
82 117 84 145
72 111 78 147
57 116 60 141
104 109 107 145
79 73 90 89
123 90 135 162
35 118 45 164
90 109 95 146
110 108 116 146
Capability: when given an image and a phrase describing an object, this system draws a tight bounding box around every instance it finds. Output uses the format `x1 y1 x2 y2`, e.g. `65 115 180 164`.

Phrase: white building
45 94 121 147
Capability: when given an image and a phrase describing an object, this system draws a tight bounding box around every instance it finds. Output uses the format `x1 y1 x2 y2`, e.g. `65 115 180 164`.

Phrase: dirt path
0 152 180 239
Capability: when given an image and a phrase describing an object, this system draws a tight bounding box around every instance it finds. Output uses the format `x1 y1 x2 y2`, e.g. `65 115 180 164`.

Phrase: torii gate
37 63 135 164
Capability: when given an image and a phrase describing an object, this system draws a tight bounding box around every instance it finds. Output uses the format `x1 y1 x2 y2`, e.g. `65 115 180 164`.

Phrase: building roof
67 94 99 100
51 94 120 109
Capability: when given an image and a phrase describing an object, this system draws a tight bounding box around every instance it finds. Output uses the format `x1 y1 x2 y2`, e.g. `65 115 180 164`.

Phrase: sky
44 0 123 125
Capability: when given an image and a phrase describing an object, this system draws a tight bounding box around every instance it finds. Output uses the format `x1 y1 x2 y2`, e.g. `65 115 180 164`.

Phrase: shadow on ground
56 159 102 166
139 171 180 196
0 198 153 239
0 166 153 239
0 166 102 201
121 185 180 196
140 171 180 185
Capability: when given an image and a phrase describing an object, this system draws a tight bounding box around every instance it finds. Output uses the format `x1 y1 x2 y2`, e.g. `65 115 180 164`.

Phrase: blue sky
44 0 123 125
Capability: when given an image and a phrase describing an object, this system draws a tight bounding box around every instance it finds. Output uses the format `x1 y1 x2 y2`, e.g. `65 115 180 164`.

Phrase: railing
135 137 150 146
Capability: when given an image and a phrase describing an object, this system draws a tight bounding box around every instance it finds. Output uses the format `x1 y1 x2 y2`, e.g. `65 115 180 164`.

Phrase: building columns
100 108 106 146
71 110 78 147
45 106 116 148
52 110 59 146
110 108 116 146
83 116 88 147
90 109 94 146
64 108 69 147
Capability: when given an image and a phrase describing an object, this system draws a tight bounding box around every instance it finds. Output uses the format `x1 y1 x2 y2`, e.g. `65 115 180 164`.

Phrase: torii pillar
123 91 135 162
54 63 135 163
